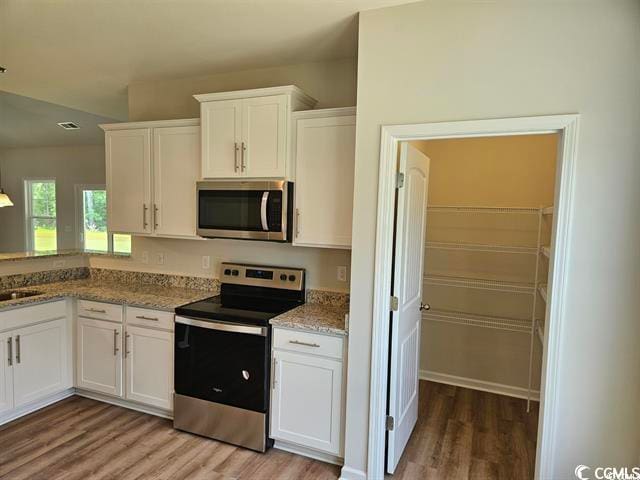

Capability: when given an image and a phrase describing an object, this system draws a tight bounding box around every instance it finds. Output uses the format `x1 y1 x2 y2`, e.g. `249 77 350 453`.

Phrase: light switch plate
156 252 165 265
337 266 348 282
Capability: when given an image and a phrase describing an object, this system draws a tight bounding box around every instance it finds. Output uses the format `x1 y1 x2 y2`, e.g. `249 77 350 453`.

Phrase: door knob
419 303 430 311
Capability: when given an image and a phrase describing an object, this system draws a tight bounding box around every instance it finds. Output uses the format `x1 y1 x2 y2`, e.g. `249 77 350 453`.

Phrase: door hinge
396 172 405 189
386 415 395 431
390 296 399 311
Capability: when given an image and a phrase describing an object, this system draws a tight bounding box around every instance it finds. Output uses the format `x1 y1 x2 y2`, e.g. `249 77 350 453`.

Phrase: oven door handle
260 191 269 231
175 316 268 336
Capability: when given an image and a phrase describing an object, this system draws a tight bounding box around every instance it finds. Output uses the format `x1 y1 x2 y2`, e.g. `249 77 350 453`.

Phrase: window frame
24 177 58 252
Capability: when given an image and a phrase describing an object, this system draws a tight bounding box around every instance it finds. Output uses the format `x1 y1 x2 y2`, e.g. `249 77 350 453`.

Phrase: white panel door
242 95 288 178
77 317 123 397
153 125 200 237
0 331 14 415
293 115 356 248
387 143 430 473
270 350 343 456
124 325 173 410
106 128 152 234
201 99 242 178
13 318 67 407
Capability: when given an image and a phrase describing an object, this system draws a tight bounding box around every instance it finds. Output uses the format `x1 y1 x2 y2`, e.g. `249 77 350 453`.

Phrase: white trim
193 85 317 108
23 177 58 252
339 466 368 480
99 118 199 131
419 370 540 401
273 440 344 466
74 389 173 420
0 388 75 426
292 106 357 120
74 184 108 251
367 114 580 480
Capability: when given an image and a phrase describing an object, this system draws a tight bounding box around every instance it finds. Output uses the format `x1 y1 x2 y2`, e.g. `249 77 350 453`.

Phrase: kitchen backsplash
0 267 90 290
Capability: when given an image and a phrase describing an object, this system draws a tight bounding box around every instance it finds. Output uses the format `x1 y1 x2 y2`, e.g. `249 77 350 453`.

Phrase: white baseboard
339 465 368 480
75 389 173 420
273 440 343 466
420 370 540 401
0 388 75 426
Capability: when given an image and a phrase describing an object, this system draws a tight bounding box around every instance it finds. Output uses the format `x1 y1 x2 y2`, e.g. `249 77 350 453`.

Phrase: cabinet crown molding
194 85 317 109
100 118 200 131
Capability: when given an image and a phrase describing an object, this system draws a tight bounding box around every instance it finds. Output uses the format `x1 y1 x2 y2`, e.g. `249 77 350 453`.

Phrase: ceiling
0 91 115 149
0 0 411 120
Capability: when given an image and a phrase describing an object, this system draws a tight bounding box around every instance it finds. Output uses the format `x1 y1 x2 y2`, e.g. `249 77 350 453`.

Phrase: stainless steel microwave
196 181 293 242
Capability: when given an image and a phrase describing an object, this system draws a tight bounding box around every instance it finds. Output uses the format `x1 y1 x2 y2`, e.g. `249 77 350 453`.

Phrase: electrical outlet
156 252 165 265
141 251 149 264
337 266 348 282
202 256 211 270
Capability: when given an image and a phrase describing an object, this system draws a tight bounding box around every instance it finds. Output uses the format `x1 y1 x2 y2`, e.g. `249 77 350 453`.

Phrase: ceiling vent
57 122 80 130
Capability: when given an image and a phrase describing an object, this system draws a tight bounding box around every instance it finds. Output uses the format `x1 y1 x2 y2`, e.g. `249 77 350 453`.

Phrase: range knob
231 269 239 276
288 275 296 282
224 269 231 276
280 274 287 281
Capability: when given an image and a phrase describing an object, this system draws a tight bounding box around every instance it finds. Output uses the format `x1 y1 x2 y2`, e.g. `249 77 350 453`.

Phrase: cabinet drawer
77 300 123 323
273 328 343 360
126 306 173 331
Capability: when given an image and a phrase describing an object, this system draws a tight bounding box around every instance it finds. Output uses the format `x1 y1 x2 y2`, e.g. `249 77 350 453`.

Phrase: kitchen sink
0 290 42 301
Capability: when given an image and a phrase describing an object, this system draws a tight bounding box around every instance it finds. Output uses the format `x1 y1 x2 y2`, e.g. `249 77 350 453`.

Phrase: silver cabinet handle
153 204 159 230
135 315 159 321
271 357 277 390
87 308 107 314
125 332 131 358
241 142 247 172
295 209 300 238
234 142 240 172
419 303 430 311
143 204 149 229
15 335 20 364
113 330 119 356
7 337 12 367
289 339 320 348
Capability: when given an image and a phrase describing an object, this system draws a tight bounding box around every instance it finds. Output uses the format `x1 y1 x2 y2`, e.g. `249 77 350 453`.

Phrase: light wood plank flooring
391 381 539 480
0 381 538 480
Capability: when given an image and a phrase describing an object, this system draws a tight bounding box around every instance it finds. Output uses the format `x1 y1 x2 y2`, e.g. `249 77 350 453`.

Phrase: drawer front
126 306 174 331
273 327 343 360
77 300 123 323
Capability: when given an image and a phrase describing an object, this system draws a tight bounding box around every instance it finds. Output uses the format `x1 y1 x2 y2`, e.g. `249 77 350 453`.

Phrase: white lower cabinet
76 303 173 412
0 330 15 415
77 317 123 397
270 327 346 459
124 325 173 410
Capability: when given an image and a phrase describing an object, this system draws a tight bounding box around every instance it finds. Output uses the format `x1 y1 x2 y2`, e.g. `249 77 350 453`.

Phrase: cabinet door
77 317 123 397
106 128 152 234
293 115 356 248
201 99 242 178
13 318 68 407
242 95 288 178
271 350 343 456
0 331 14 415
153 125 200 237
124 325 173 410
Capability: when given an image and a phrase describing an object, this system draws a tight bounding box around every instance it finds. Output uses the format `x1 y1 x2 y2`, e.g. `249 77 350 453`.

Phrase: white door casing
0 331 14 415
387 143 430 473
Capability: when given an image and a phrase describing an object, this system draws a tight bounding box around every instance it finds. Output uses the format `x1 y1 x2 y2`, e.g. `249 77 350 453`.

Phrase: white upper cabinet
195 86 316 179
153 125 200 237
105 128 152 235
292 108 356 249
102 119 200 239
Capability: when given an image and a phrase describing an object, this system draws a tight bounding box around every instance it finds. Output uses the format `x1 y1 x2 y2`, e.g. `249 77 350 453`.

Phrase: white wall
344 1 640 478
0 145 105 252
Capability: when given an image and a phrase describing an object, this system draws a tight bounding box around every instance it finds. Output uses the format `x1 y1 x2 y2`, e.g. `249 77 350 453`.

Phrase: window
76 185 131 254
25 179 57 252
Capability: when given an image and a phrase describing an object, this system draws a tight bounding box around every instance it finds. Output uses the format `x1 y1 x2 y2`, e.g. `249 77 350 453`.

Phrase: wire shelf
426 241 538 255
541 246 551 259
427 205 539 214
424 274 535 294
423 309 532 333
536 319 544 343
542 206 554 215
538 285 548 302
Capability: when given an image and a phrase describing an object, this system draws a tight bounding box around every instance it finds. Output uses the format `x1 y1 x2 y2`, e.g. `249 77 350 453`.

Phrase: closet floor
391 380 539 480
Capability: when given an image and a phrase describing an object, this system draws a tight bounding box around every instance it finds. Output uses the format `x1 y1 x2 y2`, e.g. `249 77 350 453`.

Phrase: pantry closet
412 133 558 408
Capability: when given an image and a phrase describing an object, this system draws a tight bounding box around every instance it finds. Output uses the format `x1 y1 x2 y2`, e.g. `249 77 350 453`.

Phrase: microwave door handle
261 192 269 231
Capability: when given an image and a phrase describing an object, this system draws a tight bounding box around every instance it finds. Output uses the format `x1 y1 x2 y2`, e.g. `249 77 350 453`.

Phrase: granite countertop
0 250 130 263
270 303 349 336
0 279 213 312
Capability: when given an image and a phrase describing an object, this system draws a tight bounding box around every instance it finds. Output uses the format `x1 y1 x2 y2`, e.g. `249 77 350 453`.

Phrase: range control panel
220 263 305 291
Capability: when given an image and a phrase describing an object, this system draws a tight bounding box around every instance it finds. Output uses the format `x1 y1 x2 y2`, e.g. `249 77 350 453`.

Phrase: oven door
197 181 291 241
174 316 270 413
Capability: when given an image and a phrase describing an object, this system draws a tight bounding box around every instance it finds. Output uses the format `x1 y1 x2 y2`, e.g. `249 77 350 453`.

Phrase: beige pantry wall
96 57 358 292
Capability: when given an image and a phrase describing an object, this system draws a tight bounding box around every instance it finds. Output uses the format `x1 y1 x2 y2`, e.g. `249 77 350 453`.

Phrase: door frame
367 114 580 479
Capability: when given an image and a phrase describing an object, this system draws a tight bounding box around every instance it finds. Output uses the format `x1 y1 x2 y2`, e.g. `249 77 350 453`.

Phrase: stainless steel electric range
173 262 305 452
